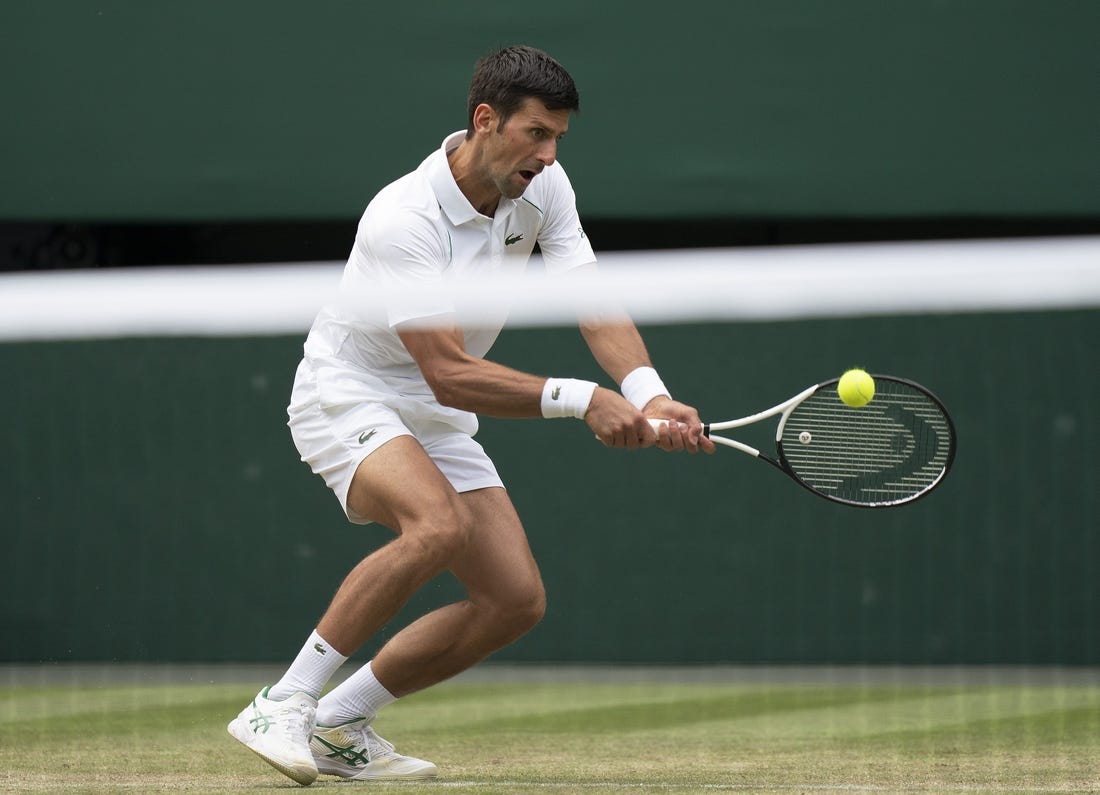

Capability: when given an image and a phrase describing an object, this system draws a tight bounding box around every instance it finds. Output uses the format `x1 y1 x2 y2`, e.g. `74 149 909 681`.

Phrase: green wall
2 310 1096 664
2 0 1097 221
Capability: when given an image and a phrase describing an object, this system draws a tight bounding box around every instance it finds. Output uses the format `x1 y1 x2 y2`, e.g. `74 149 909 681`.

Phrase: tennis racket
652 375 956 508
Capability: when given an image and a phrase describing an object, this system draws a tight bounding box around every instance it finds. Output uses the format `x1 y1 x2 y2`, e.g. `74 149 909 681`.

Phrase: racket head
775 375 956 508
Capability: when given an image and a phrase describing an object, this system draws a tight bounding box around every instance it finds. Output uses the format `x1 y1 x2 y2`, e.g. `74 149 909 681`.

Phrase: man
228 45 714 786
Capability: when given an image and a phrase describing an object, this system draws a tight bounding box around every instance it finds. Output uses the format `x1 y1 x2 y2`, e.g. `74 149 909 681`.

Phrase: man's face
480 97 571 200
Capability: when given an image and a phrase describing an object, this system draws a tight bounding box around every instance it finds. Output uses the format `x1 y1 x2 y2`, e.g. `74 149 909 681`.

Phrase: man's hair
466 45 579 137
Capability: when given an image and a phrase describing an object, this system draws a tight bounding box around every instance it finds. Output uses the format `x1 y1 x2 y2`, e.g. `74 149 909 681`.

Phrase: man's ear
472 103 497 135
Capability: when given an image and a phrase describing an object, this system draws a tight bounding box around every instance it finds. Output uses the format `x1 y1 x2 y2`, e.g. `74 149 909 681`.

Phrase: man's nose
536 139 557 166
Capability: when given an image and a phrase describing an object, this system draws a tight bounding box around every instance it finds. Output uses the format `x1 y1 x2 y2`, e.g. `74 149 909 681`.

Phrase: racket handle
595 419 710 442
649 418 712 437
595 418 678 442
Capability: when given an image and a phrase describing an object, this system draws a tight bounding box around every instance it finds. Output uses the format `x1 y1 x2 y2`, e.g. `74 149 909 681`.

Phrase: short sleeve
534 163 596 274
356 207 455 328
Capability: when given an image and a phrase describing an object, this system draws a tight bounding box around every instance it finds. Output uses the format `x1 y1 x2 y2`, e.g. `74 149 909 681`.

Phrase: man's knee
400 493 474 569
517 587 547 635
491 580 547 642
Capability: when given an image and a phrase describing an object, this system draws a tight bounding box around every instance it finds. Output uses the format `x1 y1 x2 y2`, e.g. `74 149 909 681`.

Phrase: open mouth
518 170 536 182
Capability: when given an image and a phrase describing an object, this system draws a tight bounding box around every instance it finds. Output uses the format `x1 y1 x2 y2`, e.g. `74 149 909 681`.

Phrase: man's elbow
430 381 463 409
422 366 468 409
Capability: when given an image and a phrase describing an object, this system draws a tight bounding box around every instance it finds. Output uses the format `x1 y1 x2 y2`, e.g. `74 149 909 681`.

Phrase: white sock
267 629 349 701
316 660 396 727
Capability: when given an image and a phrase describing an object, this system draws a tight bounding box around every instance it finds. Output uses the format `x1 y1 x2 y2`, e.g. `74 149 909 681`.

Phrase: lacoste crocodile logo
358 429 377 444
551 386 561 400
505 233 525 246
314 643 327 655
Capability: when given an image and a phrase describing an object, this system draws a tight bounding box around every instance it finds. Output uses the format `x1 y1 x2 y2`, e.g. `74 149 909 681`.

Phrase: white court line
408 782 1095 793
2 783 1094 793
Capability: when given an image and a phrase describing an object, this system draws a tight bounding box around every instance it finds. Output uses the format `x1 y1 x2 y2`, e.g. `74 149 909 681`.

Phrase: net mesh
0 240 1096 668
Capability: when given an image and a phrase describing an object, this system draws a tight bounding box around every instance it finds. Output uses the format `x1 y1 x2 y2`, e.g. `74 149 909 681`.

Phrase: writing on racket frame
654 376 956 507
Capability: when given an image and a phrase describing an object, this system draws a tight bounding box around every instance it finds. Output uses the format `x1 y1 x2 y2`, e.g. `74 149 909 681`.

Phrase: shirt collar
427 130 518 225
426 131 480 226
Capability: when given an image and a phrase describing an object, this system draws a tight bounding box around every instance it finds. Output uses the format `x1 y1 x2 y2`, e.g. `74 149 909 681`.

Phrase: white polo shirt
300 130 596 432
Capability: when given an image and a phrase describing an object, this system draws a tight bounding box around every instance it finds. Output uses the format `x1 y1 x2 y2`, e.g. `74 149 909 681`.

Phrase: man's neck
447 141 500 217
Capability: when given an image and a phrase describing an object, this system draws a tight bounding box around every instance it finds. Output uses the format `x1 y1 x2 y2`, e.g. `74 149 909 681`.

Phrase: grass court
2 667 1097 793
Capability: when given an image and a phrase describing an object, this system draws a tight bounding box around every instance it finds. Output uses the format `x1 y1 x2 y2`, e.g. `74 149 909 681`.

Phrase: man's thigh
450 487 543 605
346 435 461 531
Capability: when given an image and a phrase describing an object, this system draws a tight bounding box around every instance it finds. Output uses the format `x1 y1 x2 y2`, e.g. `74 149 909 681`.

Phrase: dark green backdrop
2 0 1097 222
2 310 1096 664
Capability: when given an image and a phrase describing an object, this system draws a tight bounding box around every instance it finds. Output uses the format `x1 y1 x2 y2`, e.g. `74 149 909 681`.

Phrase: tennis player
228 45 714 785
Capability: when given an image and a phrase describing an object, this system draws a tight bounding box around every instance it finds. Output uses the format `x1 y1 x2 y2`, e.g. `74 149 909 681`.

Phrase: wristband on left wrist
620 366 670 410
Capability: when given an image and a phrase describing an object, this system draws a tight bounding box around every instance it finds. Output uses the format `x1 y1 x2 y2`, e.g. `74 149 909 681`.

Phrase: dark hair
466 45 579 137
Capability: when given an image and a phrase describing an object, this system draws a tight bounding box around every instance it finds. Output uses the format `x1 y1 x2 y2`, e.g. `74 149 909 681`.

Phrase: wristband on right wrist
541 378 598 419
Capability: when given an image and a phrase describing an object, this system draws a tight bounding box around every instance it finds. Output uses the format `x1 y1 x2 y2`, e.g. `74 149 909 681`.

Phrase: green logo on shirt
505 233 525 246
358 429 377 444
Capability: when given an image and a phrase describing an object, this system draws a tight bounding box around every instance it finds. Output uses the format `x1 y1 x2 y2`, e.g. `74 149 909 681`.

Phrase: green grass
1 676 1098 793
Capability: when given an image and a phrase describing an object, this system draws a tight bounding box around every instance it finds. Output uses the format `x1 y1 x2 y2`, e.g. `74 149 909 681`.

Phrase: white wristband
541 378 598 419
620 366 671 410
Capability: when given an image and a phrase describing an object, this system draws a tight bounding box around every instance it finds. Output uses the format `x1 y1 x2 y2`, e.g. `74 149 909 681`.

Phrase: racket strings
780 382 953 506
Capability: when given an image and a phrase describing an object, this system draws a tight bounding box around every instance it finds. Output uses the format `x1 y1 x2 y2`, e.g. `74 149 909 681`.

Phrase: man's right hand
585 387 657 449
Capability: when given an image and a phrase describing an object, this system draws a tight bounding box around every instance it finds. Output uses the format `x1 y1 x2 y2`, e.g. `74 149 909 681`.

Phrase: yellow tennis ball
838 368 875 407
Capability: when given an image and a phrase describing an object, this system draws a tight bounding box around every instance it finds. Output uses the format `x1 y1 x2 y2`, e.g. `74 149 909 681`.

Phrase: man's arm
579 317 716 454
577 317 653 385
398 321 657 448
398 322 546 418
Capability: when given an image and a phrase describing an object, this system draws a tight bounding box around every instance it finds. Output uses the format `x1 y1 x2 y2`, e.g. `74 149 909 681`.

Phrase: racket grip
595 418 671 442
595 418 711 442
649 418 712 437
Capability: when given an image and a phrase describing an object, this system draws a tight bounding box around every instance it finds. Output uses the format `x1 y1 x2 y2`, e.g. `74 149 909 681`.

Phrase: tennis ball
838 368 875 407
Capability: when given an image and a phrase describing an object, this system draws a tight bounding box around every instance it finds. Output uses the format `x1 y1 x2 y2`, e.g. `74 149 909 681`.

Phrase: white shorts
286 360 504 524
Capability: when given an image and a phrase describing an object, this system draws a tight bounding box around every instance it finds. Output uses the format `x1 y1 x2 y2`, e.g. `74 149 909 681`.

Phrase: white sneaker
311 718 438 781
227 687 319 786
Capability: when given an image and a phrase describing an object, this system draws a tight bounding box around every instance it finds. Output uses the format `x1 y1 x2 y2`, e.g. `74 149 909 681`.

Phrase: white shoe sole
228 718 318 786
316 757 438 781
